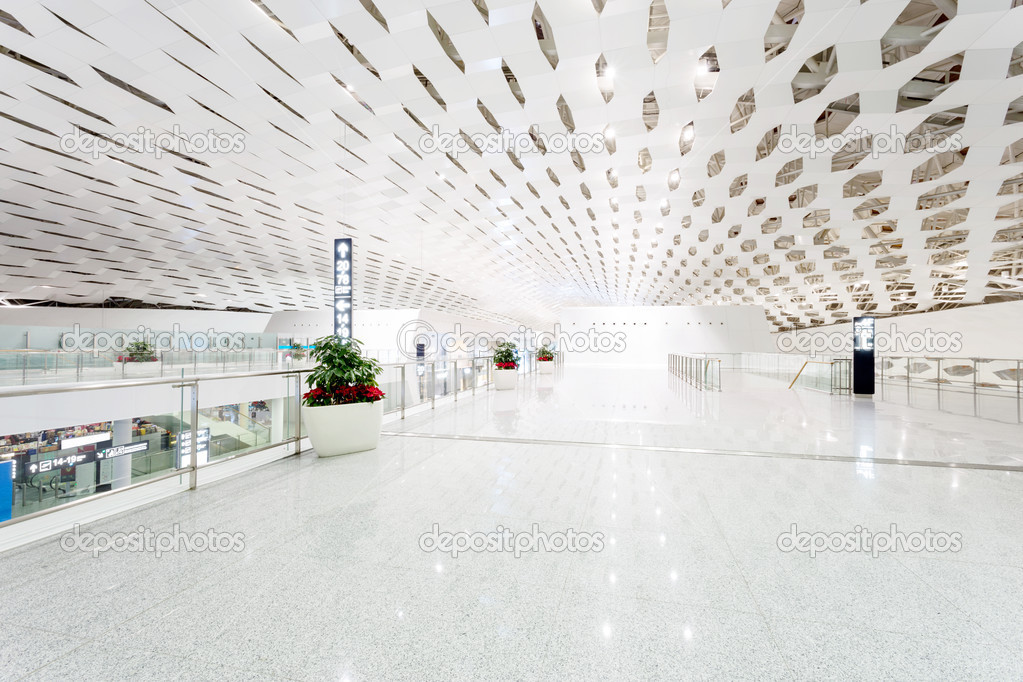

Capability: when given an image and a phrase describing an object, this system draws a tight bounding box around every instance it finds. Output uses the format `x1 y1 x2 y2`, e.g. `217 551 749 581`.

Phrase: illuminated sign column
334 238 353 339
852 316 876 396
0 460 11 522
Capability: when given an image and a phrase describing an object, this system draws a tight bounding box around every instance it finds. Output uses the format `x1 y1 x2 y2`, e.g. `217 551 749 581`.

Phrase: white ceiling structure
0 0 1021 329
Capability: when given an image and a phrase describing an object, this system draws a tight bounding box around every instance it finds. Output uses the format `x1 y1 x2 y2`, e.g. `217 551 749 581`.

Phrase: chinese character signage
334 238 353 340
853 316 875 395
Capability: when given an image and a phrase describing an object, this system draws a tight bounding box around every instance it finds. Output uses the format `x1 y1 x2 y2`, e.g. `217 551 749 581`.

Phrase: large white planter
303 401 383 457
494 368 517 390
120 361 160 377
538 361 555 374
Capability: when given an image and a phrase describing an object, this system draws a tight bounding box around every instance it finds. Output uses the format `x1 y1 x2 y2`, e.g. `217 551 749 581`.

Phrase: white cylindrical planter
303 400 383 457
494 369 517 390
538 361 554 374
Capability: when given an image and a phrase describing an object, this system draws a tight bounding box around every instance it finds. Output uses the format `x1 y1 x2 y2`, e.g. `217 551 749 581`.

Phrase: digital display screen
334 238 353 340
852 316 876 395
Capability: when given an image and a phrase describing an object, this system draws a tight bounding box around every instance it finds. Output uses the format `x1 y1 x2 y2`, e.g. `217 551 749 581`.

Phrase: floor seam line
380 431 1023 472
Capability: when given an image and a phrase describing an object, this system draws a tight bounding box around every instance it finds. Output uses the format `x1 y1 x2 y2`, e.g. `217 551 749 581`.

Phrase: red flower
496 362 517 369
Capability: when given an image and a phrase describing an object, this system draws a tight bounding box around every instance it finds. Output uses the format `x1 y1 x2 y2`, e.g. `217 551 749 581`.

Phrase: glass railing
667 353 722 391
0 350 566 531
876 356 1023 422
0 349 314 387
673 352 851 394
786 358 852 394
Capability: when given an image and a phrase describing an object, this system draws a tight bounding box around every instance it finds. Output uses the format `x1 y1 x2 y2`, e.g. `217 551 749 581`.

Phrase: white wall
0 308 271 333
774 301 1023 358
559 306 775 366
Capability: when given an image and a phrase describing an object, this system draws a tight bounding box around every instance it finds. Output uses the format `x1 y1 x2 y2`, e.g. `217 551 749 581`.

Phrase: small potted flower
493 340 518 390
537 344 555 374
119 340 159 375
302 336 386 457
124 340 157 362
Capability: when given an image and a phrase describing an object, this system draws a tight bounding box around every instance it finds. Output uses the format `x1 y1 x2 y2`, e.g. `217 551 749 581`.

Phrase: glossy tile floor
3 365 1023 680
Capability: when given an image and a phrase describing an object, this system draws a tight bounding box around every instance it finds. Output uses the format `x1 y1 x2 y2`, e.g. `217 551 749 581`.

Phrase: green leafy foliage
493 340 517 367
537 344 554 361
125 340 156 362
303 336 383 406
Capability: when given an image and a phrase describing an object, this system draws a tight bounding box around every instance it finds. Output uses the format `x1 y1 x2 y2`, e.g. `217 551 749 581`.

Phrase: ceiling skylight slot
359 0 388 31
427 13 463 73
0 9 32 36
94 67 172 112
145 2 214 51
473 0 490 23
0 45 76 85
259 86 306 122
502 61 525 106
595 54 614 103
557 95 575 133
763 0 804 62
414 66 446 110
334 27 381 79
250 0 297 40
643 91 659 131
244 37 302 85
648 0 669 64
730 89 756 133
532 4 558 69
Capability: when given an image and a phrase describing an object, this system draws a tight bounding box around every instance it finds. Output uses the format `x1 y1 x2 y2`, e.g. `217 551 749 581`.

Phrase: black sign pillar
852 316 875 396
334 238 353 340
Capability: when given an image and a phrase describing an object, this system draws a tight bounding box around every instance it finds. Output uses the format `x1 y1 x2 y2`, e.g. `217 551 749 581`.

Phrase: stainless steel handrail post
294 373 303 456
188 382 199 491
400 364 406 419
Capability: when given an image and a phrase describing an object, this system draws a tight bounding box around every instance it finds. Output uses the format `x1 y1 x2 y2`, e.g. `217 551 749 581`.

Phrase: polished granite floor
3 365 1022 680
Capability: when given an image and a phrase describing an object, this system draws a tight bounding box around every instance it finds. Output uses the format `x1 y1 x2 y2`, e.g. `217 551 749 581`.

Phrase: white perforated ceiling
0 0 1021 329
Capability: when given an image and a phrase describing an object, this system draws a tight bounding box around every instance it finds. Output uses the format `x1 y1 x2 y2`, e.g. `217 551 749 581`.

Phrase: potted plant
290 343 307 362
118 340 158 375
537 344 555 374
302 336 386 457
123 340 157 362
493 340 518 390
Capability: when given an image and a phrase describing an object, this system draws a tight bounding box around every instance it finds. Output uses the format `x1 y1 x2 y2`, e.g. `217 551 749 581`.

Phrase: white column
111 418 133 490
271 398 285 443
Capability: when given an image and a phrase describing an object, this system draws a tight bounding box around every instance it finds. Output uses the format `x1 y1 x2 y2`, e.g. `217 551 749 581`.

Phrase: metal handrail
0 350 560 535
787 361 835 390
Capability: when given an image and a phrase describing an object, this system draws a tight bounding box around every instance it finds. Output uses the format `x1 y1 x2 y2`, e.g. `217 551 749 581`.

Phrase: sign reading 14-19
334 238 353 340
